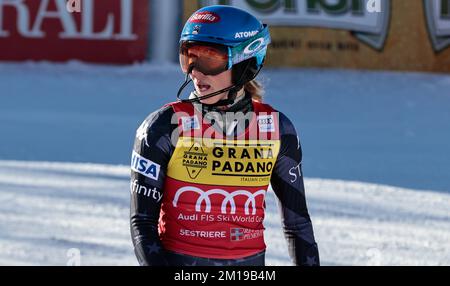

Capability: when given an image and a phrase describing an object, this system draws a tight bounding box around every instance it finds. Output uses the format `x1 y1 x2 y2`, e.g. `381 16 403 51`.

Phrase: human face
190 67 233 105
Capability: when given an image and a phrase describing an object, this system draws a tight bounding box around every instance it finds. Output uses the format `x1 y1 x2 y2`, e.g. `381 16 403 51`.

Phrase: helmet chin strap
176 61 260 107
177 65 239 106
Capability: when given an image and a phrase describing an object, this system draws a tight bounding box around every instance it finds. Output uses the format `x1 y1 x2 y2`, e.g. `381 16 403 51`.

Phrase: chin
197 90 214 99
197 88 213 96
196 89 226 105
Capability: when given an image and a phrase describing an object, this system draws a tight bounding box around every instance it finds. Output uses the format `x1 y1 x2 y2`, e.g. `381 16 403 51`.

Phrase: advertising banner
0 0 149 64
184 0 450 72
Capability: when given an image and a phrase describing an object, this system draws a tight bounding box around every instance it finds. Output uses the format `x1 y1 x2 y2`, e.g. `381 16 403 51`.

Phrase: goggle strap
227 46 233 70
230 24 271 66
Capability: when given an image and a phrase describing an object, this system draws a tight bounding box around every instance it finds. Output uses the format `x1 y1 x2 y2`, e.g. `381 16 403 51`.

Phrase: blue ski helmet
180 5 271 85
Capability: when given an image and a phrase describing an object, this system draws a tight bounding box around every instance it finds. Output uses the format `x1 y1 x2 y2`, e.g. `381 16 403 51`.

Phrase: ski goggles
179 25 271 76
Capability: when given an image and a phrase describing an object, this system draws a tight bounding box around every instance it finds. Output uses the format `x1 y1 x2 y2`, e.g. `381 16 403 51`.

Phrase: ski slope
0 160 448 266
0 62 449 265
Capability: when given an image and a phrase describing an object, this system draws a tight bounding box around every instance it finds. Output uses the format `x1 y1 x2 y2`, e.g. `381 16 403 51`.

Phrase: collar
190 92 253 114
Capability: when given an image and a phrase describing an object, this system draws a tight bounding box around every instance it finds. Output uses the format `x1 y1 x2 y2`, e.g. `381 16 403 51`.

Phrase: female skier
130 5 319 266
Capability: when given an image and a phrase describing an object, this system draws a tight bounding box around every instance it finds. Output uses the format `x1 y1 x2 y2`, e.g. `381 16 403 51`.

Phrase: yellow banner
167 137 280 187
184 0 450 73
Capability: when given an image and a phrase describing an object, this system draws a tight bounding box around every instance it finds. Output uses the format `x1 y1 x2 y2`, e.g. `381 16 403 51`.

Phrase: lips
195 82 211 93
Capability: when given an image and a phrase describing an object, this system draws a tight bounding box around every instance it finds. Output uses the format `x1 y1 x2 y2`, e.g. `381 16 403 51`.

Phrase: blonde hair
244 79 264 102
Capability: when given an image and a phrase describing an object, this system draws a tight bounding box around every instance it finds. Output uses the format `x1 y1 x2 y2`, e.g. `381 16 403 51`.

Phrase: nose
191 67 206 79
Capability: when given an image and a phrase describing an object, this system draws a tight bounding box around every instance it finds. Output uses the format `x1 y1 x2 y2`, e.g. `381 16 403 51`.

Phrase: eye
188 53 199 59
205 48 227 60
188 48 200 58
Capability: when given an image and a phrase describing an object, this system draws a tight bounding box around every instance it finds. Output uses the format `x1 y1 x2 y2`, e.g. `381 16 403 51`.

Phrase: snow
0 160 448 266
0 61 449 265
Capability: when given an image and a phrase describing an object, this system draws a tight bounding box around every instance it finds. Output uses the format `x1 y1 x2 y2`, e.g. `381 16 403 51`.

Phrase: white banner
201 0 391 50
424 0 450 52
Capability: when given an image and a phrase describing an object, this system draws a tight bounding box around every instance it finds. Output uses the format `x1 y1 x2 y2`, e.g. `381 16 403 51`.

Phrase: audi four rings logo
173 186 266 215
